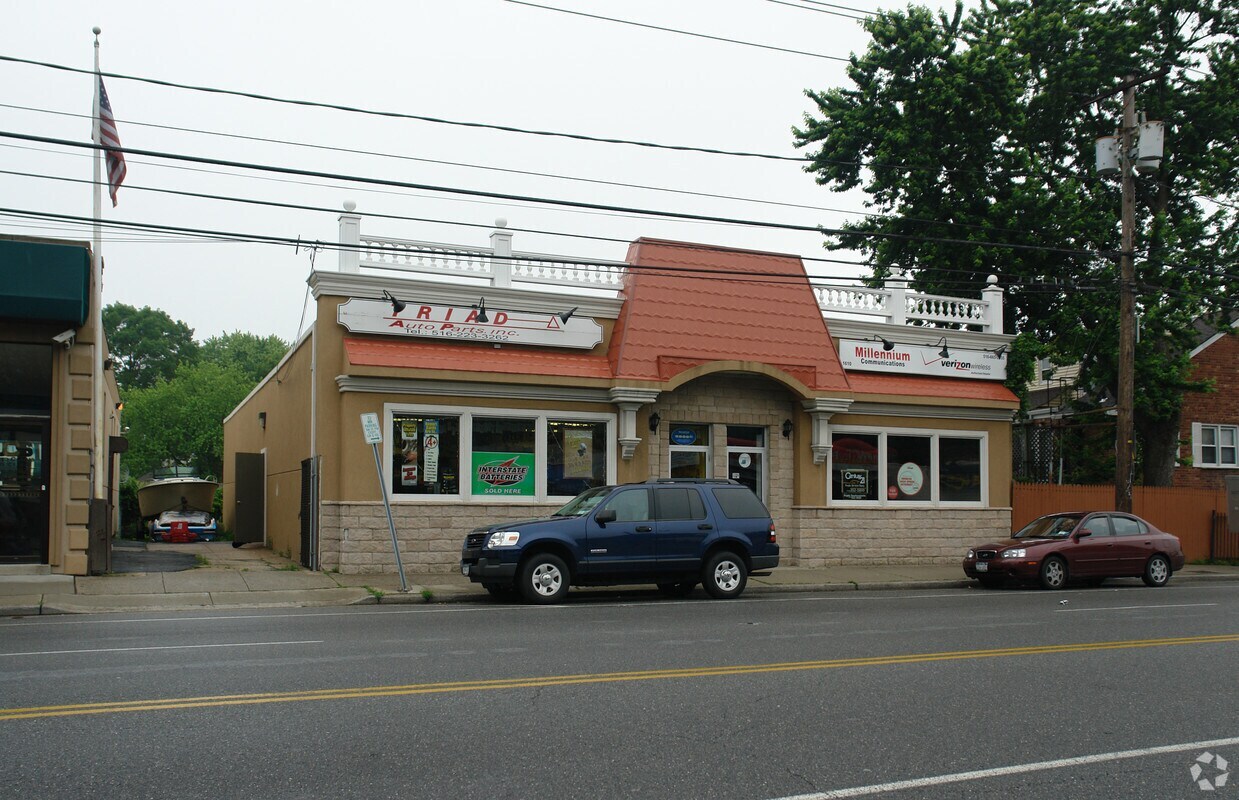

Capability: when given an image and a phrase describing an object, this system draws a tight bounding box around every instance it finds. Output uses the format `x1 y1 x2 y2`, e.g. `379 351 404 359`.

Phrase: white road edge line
768 736 1239 799
0 640 323 658
1056 603 1218 613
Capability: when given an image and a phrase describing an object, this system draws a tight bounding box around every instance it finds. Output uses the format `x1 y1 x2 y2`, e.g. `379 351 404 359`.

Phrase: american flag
97 76 126 207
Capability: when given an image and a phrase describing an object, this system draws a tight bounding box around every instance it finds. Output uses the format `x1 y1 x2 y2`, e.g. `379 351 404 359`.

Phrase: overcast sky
2 1 974 343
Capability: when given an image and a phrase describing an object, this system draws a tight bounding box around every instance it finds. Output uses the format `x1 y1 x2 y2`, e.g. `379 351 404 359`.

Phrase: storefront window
887 435 931 502
939 437 982 502
831 433 879 501
669 423 711 479
830 428 986 506
472 417 536 497
391 415 459 495
546 420 607 497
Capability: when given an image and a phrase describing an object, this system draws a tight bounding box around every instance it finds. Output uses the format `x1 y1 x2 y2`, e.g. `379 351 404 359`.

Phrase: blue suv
459 479 778 603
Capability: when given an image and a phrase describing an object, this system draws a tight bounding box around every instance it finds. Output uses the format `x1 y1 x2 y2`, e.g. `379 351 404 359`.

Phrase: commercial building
0 235 121 576
223 209 1017 573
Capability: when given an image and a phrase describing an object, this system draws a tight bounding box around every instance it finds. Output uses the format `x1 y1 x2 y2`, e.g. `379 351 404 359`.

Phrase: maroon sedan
963 512 1186 590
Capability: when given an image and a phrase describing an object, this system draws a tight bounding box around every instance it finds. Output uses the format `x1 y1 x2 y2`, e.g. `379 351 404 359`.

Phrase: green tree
121 361 253 480
103 302 199 391
200 331 289 384
793 0 1236 485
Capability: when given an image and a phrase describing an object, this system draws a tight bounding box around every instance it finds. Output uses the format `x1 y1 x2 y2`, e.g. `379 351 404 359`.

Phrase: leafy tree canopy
103 303 199 392
793 0 1237 484
200 331 290 384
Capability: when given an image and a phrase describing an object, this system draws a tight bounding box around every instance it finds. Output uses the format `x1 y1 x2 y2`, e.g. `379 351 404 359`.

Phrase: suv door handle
636 525 653 532
698 523 713 530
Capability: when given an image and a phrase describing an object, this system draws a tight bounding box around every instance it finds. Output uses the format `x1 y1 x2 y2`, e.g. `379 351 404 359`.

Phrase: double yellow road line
4 633 1236 721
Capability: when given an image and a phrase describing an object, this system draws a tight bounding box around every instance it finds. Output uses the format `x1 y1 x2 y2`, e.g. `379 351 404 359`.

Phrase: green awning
0 239 91 325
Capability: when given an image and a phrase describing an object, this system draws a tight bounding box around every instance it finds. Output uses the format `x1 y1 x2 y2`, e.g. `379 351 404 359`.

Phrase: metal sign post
361 413 408 592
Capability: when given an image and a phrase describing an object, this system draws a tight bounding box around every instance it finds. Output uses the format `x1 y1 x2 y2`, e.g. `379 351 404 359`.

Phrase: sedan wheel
1142 554 1171 587
701 551 747 599
1039 556 1068 590
518 553 570 604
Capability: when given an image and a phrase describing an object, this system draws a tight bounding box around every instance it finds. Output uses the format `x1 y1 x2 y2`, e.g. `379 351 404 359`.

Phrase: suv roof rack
639 478 741 485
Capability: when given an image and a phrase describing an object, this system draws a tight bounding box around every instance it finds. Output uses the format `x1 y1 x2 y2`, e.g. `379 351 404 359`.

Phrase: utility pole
1093 71 1164 514
1115 80 1137 513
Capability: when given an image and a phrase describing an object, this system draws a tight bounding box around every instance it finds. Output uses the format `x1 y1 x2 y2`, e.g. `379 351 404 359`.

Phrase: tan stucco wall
222 334 313 560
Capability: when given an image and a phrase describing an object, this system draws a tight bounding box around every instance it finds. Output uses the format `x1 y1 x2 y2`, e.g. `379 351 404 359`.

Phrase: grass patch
420 588 434 601
275 563 300 571
194 555 211 567
1190 558 1239 567
363 586 385 600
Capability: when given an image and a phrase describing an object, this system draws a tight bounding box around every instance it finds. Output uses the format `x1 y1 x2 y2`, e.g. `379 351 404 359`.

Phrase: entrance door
0 421 50 563
726 426 767 502
233 452 266 545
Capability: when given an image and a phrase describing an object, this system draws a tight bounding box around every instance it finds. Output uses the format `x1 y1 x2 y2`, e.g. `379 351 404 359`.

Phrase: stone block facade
787 507 1011 566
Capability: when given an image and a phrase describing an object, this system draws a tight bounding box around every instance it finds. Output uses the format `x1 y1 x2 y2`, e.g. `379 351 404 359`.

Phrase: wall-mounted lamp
381 290 406 315
258 411 267 430
103 357 114 370
934 337 950 359
648 411 661 432
989 344 1008 358
782 419 793 439
558 306 578 324
115 401 124 411
473 297 489 324
869 336 895 351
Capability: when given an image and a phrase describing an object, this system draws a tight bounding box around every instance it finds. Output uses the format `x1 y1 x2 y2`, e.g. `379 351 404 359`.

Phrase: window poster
471 452 535 496
423 419 440 484
400 422 420 486
564 429 593 478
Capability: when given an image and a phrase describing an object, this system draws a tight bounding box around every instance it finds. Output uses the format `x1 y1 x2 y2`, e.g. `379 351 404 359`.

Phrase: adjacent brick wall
1177 331 1239 491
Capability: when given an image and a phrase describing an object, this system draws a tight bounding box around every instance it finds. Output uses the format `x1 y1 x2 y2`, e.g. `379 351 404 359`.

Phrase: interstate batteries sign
337 298 603 349
838 339 1007 380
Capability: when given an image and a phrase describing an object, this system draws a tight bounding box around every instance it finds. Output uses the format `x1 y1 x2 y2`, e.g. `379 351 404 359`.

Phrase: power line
1 102 1074 241
504 1 853 61
0 130 1109 259
0 54 807 163
765 0 869 22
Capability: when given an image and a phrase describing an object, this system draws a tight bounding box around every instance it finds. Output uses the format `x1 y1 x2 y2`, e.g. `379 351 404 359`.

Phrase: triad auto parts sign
838 339 1007 380
338 298 602 349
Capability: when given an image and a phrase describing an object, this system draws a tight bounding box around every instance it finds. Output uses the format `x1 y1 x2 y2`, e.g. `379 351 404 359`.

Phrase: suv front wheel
701 551 748 599
519 553 571 604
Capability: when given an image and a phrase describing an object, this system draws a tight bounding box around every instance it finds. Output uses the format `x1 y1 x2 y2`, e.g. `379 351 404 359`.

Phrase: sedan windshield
1013 514 1083 539
551 486 613 517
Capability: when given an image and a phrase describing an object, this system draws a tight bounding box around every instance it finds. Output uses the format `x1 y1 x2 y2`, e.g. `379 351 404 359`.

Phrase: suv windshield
551 485 614 517
1013 514 1083 539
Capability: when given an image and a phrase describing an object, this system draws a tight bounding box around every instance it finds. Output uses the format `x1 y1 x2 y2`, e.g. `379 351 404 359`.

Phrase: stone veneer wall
788 507 1011 566
60 347 95 574
320 501 562 574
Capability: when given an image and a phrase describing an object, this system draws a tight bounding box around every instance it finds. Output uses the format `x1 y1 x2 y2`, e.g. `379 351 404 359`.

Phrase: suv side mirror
1075 529 1092 539
594 509 616 525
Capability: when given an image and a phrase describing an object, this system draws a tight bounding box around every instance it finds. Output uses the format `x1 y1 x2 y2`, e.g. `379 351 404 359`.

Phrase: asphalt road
2 581 1237 799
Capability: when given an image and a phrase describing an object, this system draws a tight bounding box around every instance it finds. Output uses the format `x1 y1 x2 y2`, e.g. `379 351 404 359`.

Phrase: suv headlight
966 549 975 559
487 531 521 548
1001 548 1026 559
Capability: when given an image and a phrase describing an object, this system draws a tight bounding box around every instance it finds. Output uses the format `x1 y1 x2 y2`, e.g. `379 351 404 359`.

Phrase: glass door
726 426 767 501
668 424 711 479
0 421 50 563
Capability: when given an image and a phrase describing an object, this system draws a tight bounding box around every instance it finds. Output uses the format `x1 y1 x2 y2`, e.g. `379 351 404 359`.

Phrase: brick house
1177 315 1239 490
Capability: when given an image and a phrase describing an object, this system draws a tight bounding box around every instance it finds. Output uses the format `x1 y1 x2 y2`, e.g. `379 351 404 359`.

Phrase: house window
829 427 987 506
387 405 614 502
1196 424 1239 467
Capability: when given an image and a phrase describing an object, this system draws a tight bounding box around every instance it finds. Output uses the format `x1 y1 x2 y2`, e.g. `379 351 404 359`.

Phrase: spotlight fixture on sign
989 344 1008 358
381 290 406 315
473 297 489 323
869 336 895 351
934 337 950 359
558 306 578 324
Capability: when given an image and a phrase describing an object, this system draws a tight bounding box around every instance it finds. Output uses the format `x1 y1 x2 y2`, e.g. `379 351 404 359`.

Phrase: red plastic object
167 520 197 543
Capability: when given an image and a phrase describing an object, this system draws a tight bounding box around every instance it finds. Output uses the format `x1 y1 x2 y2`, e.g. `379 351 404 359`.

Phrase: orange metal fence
1011 483 1227 562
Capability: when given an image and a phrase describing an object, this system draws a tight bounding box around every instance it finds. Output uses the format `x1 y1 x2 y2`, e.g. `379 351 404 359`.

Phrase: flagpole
91 26 105 502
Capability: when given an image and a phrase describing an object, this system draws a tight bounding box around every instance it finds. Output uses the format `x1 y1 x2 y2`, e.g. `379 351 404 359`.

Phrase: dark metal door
233 452 265 545
299 456 319 569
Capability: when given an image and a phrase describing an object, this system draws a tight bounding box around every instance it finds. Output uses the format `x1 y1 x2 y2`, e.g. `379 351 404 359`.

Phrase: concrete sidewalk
3 541 1238 616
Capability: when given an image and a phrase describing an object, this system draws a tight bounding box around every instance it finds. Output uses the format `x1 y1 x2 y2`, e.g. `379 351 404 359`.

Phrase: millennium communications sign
838 339 1007 380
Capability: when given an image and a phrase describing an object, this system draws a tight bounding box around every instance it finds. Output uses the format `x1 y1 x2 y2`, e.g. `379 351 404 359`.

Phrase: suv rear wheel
519 553 570 604
701 551 747 599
